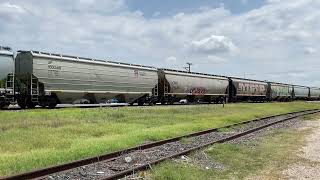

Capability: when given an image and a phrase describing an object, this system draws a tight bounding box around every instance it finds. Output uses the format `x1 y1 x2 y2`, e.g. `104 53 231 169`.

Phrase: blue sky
0 0 319 86
126 0 265 17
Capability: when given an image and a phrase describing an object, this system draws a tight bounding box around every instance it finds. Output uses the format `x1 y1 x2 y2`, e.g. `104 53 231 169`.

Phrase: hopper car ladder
153 84 159 97
5 73 15 103
31 75 39 103
164 82 169 95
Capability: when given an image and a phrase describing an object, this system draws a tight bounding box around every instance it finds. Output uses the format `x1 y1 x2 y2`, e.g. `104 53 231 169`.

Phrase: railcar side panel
270 83 292 99
293 86 309 98
161 70 229 98
15 51 158 105
0 50 14 91
0 47 14 108
309 88 320 99
232 79 268 97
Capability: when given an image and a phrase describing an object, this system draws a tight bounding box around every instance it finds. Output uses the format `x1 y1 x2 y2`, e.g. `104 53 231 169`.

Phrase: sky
0 0 319 87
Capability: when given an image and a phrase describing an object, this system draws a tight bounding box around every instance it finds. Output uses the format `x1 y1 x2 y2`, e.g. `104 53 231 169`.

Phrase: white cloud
0 2 25 14
0 2 26 20
165 56 178 64
304 47 316 54
190 35 237 54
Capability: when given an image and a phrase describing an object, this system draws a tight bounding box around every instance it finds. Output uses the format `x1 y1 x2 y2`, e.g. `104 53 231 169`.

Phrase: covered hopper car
229 78 268 102
0 46 14 108
156 69 229 104
269 83 293 101
14 51 158 108
309 87 320 100
293 85 309 100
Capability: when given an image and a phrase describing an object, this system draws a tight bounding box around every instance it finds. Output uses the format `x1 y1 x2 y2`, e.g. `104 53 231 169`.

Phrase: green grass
151 115 315 180
0 102 319 176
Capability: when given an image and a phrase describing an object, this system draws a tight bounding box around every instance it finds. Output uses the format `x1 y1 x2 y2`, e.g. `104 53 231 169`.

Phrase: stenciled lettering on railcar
238 83 266 95
48 63 62 78
134 69 146 78
48 65 62 70
190 87 207 95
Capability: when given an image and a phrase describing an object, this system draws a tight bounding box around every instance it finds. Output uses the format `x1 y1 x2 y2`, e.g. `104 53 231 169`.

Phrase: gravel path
282 120 320 180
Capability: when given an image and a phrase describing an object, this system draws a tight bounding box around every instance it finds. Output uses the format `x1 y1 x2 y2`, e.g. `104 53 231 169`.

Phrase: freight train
0 47 319 109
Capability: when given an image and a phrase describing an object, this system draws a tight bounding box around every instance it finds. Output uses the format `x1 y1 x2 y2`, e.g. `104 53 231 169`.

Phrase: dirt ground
282 120 320 180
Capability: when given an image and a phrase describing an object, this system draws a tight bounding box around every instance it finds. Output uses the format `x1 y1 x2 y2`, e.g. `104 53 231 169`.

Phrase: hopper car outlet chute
14 51 158 108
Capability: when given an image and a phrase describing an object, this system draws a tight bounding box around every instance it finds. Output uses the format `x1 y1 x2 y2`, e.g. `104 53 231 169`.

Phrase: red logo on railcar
190 87 206 95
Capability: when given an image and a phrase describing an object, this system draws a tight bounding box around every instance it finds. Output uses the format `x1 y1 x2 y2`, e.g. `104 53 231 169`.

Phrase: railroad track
1 109 319 180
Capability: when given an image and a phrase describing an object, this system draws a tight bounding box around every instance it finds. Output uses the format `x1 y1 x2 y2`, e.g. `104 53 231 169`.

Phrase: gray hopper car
269 83 293 101
156 69 229 104
14 51 158 108
229 78 268 102
0 46 14 108
309 87 320 100
293 85 309 100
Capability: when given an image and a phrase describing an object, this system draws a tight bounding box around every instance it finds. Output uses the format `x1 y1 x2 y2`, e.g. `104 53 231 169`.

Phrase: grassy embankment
0 102 319 176
151 112 320 180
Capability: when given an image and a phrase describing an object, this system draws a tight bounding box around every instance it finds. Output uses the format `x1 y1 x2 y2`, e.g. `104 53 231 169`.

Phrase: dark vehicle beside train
0 48 319 109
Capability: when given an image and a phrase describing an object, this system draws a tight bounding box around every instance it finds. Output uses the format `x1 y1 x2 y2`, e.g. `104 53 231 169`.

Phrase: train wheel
40 105 47 108
17 98 27 109
48 102 57 109
26 98 36 109
0 104 5 109
48 104 56 108
39 101 47 108
48 97 58 109
27 103 36 109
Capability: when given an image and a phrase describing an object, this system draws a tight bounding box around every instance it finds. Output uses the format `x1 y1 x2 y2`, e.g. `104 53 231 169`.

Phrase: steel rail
1 109 319 180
